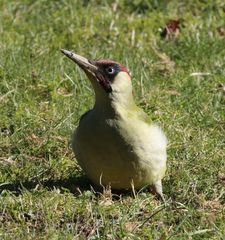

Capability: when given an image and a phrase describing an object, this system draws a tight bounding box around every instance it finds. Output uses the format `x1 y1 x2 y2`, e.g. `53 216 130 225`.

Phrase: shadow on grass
0 174 93 196
0 174 171 200
0 175 145 200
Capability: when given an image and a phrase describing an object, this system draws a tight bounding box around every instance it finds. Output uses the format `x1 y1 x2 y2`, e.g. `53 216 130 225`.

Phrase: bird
61 49 167 200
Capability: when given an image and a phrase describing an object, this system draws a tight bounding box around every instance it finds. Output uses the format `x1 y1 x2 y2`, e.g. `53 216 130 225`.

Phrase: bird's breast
72 110 167 189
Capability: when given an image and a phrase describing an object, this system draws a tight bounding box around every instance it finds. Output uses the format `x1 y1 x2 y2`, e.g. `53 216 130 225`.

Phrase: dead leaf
217 25 225 36
0 156 15 165
153 49 176 74
165 89 181 96
99 199 113 206
57 87 73 97
160 19 181 39
125 221 138 232
218 173 225 184
196 193 224 210
31 133 39 140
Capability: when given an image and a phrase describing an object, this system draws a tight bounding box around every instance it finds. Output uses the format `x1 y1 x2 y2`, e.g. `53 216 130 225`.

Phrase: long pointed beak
60 49 98 73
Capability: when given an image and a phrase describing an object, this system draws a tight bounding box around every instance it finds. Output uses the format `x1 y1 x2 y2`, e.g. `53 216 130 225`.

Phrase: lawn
0 0 224 239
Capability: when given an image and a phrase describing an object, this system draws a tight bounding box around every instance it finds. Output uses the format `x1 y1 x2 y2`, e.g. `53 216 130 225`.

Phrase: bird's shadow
0 174 93 196
0 171 174 200
0 174 136 199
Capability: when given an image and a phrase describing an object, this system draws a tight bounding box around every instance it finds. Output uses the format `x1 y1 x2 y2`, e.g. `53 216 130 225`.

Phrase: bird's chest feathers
74 103 167 187
76 106 149 159
78 114 131 152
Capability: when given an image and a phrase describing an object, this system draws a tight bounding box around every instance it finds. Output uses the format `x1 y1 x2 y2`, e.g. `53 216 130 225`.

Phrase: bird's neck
93 91 136 118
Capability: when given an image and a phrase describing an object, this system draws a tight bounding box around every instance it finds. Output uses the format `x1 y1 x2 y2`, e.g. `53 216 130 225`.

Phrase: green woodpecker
61 49 167 200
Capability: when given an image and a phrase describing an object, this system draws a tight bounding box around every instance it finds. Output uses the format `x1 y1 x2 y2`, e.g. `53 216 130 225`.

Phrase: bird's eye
106 66 115 74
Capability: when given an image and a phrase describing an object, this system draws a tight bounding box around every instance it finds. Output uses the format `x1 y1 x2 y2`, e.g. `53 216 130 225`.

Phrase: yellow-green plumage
72 72 167 194
60 50 167 200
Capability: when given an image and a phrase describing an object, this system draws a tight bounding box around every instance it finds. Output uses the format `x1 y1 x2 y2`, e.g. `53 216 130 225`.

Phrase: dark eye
106 66 115 74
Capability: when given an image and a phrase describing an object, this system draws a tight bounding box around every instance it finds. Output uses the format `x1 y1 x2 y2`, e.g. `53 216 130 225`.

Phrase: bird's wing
79 109 92 123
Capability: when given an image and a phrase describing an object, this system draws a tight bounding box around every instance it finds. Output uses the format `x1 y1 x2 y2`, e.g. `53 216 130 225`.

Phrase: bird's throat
94 91 137 119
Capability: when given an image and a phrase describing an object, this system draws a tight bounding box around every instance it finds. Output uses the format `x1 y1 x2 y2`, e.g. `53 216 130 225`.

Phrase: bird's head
61 49 133 105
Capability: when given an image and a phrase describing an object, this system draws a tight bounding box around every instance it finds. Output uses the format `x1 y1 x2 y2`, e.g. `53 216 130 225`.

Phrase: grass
0 0 224 239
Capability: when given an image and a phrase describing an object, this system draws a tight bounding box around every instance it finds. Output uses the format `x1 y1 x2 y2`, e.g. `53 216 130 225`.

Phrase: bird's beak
61 49 112 93
60 49 98 74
